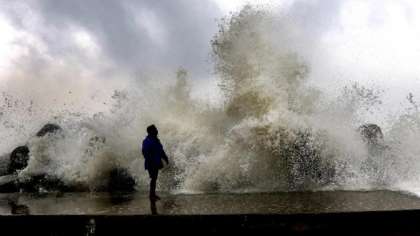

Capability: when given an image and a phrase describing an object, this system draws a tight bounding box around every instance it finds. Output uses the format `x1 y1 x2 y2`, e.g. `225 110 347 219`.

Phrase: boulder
0 173 83 193
6 124 62 175
107 168 136 192
358 123 386 156
359 124 383 145
8 146 30 174
0 174 18 192
0 124 138 193
2 123 64 191
19 174 71 192
36 123 62 137
358 124 387 185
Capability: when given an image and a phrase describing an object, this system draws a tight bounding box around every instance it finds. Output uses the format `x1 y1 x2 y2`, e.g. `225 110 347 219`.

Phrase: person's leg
149 169 159 199
150 176 156 197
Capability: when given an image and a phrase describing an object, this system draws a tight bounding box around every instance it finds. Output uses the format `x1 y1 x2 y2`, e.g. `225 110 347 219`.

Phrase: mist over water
1 5 420 195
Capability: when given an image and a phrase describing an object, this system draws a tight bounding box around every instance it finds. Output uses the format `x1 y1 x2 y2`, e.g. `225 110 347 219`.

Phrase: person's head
147 124 158 137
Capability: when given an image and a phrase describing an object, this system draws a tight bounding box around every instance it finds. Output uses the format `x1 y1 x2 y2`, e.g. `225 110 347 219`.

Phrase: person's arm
141 140 148 159
162 149 169 165
158 140 169 164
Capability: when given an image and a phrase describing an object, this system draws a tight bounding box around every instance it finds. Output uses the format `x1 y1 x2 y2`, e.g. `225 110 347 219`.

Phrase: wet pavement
0 190 420 215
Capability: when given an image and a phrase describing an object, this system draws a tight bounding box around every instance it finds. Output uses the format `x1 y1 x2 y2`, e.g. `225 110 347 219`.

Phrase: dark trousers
148 168 159 197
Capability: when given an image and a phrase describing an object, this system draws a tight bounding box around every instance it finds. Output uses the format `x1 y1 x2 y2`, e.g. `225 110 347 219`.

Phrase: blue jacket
141 135 169 170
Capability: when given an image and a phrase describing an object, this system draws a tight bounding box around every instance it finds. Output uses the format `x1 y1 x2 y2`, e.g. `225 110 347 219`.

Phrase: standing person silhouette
142 125 169 201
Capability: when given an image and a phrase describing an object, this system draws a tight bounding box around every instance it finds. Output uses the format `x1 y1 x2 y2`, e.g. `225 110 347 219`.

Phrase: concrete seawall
1 210 420 235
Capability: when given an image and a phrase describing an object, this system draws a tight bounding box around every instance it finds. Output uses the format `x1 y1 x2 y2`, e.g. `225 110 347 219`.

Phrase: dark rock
358 123 383 145
5 124 62 177
1 123 136 193
0 174 66 193
0 173 88 193
358 123 386 157
358 124 387 185
36 123 62 137
8 146 30 174
107 168 136 192
19 174 71 192
0 174 19 192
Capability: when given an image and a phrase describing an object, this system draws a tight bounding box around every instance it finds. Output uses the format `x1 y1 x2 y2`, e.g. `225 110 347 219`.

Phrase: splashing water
0 6 419 195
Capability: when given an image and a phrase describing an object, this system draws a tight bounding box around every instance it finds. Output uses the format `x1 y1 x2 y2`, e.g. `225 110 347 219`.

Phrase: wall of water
0 6 419 194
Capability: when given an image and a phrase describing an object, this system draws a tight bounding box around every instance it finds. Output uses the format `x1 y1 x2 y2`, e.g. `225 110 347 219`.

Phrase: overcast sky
0 0 419 114
0 0 224 78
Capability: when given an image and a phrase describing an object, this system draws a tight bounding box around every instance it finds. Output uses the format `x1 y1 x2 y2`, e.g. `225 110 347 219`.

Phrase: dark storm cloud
3 0 222 76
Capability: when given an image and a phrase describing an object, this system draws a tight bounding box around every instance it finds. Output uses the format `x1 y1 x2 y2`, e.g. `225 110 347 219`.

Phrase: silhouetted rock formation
0 173 89 193
36 123 62 137
0 174 18 192
358 123 388 186
1 123 135 193
107 168 136 192
6 124 63 175
358 123 386 158
19 174 72 192
0 123 74 193
8 146 29 174
359 124 384 145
